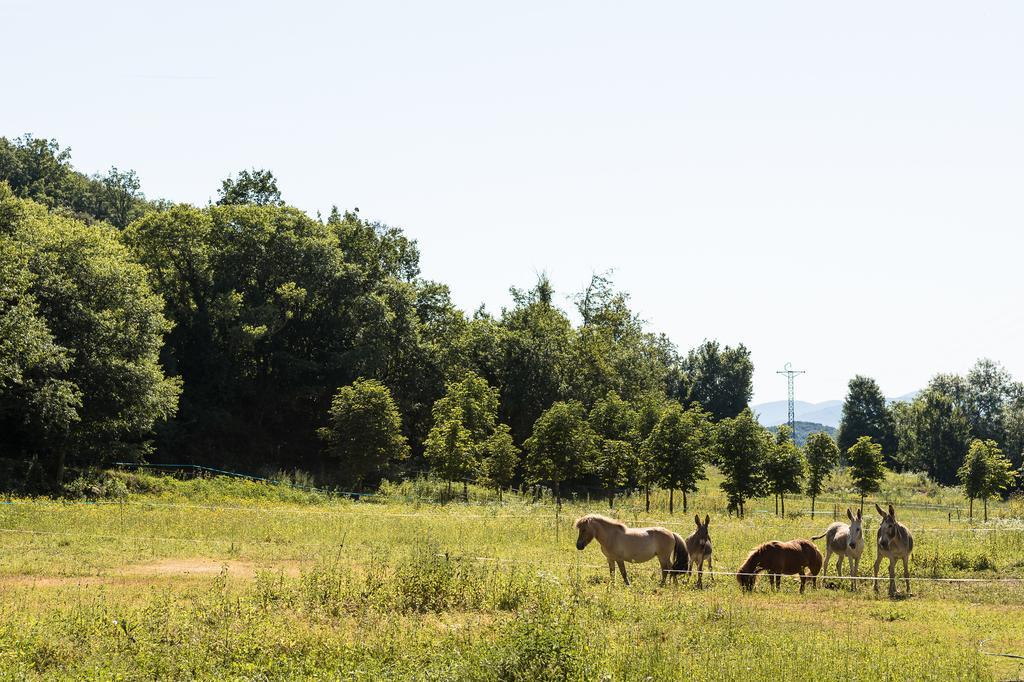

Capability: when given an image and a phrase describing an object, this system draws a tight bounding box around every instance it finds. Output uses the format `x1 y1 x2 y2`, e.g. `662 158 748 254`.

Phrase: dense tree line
0 135 755 491
836 361 1024 486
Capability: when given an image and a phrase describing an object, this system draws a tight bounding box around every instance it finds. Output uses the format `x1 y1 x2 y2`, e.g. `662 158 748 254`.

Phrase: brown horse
737 539 822 593
574 514 688 586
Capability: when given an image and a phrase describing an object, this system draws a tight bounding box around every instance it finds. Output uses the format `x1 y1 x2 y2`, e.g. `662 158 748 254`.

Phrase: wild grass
2 470 1024 679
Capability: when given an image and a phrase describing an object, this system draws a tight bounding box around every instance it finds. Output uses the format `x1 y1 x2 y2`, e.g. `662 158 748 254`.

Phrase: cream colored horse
574 514 688 586
873 503 914 596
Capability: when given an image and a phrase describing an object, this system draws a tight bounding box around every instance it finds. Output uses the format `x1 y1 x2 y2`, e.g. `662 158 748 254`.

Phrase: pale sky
3 1 1022 404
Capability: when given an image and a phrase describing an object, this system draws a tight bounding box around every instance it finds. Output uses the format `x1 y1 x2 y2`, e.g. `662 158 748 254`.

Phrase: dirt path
1 558 305 587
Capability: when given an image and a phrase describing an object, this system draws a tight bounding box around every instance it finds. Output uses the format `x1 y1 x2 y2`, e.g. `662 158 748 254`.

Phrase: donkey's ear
846 508 854 522
704 514 710 528
856 508 862 520
875 503 887 518
694 514 702 527
888 504 896 519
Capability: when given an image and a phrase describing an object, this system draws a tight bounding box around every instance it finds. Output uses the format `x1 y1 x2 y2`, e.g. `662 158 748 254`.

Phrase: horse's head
875 503 898 551
845 507 863 550
574 516 595 550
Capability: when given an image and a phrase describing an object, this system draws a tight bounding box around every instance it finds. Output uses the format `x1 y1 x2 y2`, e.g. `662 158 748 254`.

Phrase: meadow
3 470 1024 680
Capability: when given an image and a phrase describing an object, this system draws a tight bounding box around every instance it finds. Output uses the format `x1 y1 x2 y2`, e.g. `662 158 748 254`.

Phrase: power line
776 362 806 441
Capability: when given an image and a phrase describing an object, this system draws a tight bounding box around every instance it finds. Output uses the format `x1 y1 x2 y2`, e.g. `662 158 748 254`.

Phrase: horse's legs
902 556 910 594
888 558 896 596
607 558 615 585
799 571 807 594
617 560 630 586
873 555 882 593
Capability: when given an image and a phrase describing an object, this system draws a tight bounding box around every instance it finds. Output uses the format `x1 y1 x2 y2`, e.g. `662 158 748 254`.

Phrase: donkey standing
872 503 914 596
574 514 688 586
684 514 713 588
812 507 864 587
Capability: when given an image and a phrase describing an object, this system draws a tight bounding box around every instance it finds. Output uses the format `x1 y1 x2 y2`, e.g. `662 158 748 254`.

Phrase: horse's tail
811 530 828 541
672 532 689 575
737 545 763 590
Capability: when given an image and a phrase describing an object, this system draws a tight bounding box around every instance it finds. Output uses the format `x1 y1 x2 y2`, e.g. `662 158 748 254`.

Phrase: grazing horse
873 503 914 596
812 507 864 587
684 514 713 588
574 514 688 586
737 539 822 593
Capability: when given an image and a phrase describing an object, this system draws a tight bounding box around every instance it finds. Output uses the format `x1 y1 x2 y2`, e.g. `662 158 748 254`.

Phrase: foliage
0 187 180 484
679 340 753 421
846 436 887 502
715 408 770 515
319 378 409 487
894 387 972 484
424 416 477 488
593 438 635 506
523 400 596 501
645 403 714 511
836 375 897 459
958 439 1016 518
480 424 519 495
804 431 840 506
765 426 806 512
217 168 284 206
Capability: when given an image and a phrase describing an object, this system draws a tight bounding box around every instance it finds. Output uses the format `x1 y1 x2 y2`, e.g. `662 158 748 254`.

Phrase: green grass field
3 470 1024 680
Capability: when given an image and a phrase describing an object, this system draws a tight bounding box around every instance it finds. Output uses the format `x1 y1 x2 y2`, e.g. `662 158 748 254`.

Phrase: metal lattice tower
776 363 805 442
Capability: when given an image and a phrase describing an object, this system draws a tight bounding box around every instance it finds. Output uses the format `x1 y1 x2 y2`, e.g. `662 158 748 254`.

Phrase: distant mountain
767 421 837 447
752 400 842 428
752 391 919 428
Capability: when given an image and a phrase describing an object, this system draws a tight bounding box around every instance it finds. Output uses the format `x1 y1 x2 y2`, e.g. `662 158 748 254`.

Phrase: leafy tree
425 373 501 495
958 439 1016 521
893 387 971 484
962 360 1018 444
846 436 886 510
480 424 519 500
645 403 714 513
594 439 634 508
0 187 180 485
680 340 753 421
217 169 283 206
100 167 142 228
524 400 596 506
804 431 840 514
318 378 409 487
424 415 477 498
1003 399 1024 470
496 276 574 445
836 375 896 461
715 408 770 517
765 426 805 516
632 393 666 512
568 273 678 405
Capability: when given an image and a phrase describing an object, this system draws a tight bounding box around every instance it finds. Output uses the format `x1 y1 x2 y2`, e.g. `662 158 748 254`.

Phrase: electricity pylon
776 363 805 442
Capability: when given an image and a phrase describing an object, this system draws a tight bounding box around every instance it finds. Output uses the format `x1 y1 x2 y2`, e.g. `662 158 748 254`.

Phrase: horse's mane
574 513 627 530
736 542 773 588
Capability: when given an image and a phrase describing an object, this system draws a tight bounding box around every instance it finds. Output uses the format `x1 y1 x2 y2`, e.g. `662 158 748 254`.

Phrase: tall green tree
715 408 770 517
893 387 971 484
846 436 887 510
632 393 666 512
524 400 596 506
836 375 896 461
680 341 753 421
318 378 409 487
424 415 477 498
804 431 840 514
479 424 519 500
645 403 714 513
425 372 501 495
594 439 634 508
217 169 284 206
0 187 180 484
765 426 805 517
958 439 1016 521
